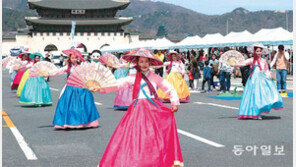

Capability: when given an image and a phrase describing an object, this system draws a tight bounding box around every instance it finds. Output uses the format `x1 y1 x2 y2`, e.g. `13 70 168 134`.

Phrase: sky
151 0 293 15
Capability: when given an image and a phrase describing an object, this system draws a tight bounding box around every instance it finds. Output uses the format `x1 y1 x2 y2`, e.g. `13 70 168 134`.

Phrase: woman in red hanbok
97 48 184 167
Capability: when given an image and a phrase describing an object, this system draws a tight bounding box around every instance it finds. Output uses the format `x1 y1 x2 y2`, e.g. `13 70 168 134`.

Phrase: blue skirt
113 68 128 79
238 68 283 119
10 70 17 86
19 77 52 105
53 85 100 126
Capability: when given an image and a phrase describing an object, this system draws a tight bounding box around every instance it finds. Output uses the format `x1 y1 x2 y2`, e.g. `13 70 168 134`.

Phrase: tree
156 25 168 37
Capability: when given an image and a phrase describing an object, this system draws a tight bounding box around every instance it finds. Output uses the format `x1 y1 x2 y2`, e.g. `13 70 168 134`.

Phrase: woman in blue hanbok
230 43 283 119
51 49 100 129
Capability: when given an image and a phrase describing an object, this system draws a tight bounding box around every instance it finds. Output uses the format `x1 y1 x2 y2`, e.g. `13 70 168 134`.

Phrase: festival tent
201 33 225 45
101 37 175 52
101 27 293 52
176 35 202 46
252 27 292 42
151 38 176 49
223 30 253 43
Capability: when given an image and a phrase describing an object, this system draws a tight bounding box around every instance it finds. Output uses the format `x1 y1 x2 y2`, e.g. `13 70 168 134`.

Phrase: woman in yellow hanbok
157 50 190 102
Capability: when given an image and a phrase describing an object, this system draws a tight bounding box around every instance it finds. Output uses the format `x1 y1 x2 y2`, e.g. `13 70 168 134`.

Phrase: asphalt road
2 70 293 167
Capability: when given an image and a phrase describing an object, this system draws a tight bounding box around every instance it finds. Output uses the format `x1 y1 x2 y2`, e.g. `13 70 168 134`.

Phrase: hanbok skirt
238 69 283 119
99 98 183 167
53 85 100 129
113 68 132 109
17 69 30 97
11 70 25 90
19 76 52 105
10 70 18 86
157 72 190 102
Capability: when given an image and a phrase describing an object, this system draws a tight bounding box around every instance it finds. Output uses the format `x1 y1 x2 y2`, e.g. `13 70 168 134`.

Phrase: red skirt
99 98 183 167
11 70 25 90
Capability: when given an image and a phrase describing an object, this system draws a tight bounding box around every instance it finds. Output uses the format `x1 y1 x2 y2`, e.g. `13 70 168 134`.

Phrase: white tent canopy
252 27 292 42
102 27 293 52
201 33 225 44
177 35 202 46
223 30 253 43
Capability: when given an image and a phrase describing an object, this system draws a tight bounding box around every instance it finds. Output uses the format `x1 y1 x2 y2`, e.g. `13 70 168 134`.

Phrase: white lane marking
177 129 225 148
95 102 102 106
50 87 59 91
10 127 38 160
194 102 239 110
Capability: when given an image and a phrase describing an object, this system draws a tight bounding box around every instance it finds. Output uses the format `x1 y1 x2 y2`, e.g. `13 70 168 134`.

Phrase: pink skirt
114 86 133 110
99 98 183 167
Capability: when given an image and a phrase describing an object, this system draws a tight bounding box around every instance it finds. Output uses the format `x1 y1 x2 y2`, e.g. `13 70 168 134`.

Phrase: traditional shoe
280 92 288 98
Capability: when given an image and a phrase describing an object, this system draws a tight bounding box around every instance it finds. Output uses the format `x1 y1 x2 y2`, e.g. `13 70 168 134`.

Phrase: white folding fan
66 62 117 91
29 61 59 77
219 50 245 66
2 56 17 68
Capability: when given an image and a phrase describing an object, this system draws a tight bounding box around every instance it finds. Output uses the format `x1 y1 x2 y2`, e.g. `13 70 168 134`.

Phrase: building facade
2 0 139 55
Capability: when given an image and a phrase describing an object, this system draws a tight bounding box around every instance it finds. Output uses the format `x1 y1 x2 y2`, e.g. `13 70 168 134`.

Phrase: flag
71 21 76 47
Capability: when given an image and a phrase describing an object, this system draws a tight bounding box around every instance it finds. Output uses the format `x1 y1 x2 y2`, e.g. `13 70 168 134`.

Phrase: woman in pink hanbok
97 48 184 167
112 55 133 110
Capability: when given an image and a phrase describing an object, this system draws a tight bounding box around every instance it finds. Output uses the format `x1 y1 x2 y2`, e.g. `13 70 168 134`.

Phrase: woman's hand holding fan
29 61 59 77
228 59 237 66
39 70 49 77
66 62 116 92
13 66 20 70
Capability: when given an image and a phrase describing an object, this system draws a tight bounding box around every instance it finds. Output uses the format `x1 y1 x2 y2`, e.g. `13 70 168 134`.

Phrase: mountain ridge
2 0 293 40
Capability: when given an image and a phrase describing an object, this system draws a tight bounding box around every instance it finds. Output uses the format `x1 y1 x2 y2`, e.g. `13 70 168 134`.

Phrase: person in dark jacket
240 51 251 87
44 53 51 62
201 61 213 93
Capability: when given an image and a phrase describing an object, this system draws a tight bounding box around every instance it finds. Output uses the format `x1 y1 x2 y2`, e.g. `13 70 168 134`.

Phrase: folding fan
29 61 59 77
66 62 117 92
9 59 24 70
219 50 245 66
2 56 16 68
99 53 120 68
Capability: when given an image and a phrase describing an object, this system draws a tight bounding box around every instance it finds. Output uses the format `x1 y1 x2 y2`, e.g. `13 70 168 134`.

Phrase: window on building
102 32 105 36
53 32 56 36
87 32 91 36
60 32 63 36
80 32 84 36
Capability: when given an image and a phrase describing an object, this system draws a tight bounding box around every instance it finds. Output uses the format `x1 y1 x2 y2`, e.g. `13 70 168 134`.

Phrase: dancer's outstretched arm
99 76 133 94
49 66 68 77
